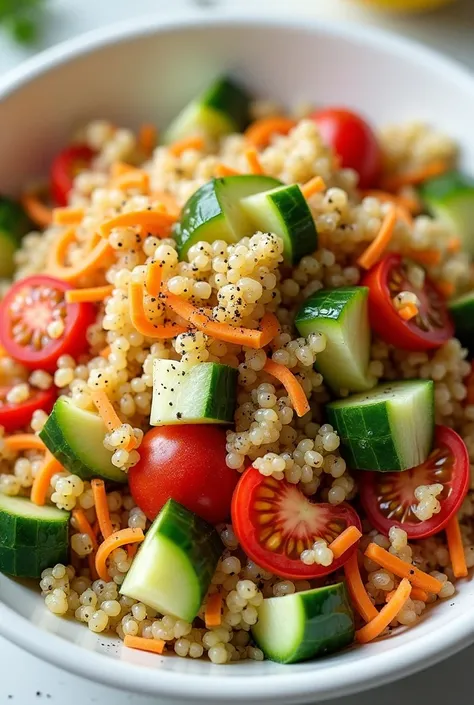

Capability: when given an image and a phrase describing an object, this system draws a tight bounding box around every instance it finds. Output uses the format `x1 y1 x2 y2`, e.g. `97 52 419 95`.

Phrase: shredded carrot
168 136 205 157
357 207 397 270
387 587 427 603
438 281 455 298
146 259 163 298
263 358 310 418
21 191 52 228
123 634 165 655
113 170 150 193
72 508 99 553
4 434 45 453
138 124 158 157
30 451 62 506
405 248 441 267
343 552 379 623
151 191 181 218
100 346 111 359
447 237 461 253
365 543 443 594
90 389 122 432
127 543 138 561
88 554 99 581
445 515 468 578
301 176 326 200
361 190 419 216
245 147 264 175
381 160 450 192
329 526 362 559
356 579 412 644
215 164 241 178
245 116 296 149
398 303 419 322
95 528 145 581
129 280 188 339
52 206 85 226
91 478 114 540
47 228 113 283
259 312 281 347
110 162 136 179
205 593 223 628
99 210 176 240
65 285 113 304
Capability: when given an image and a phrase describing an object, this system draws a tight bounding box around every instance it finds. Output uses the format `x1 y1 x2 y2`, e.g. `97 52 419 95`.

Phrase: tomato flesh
362 254 454 351
0 385 56 432
129 425 239 525
359 426 469 539
0 275 96 372
310 108 382 188
232 467 362 579
50 144 96 206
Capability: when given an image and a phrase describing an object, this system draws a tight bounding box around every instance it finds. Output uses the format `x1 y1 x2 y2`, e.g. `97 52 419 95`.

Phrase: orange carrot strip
168 136 205 157
343 552 379 623
91 478 114 540
357 207 397 270
47 228 113 283
151 191 181 218
110 162 135 178
405 248 441 266
381 160 450 192
65 285 113 304
438 281 455 298
114 171 150 193
30 451 63 506
95 528 145 582
407 587 428 603
146 260 163 299
259 312 281 347
100 346 111 359
245 116 296 148
90 388 122 432
127 543 138 561
21 191 52 229
99 210 176 239
446 515 468 578
301 176 326 200
88 554 99 581
123 635 165 655
329 526 362 559
245 147 264 175
365 543 443 594
263 358 310 418
215 164 241 178
52 206 85 226
398 303 419 321
130 281 187 339
205 593 223 628
5 434 45 452
361 189 419 215
447 237 461 253
356 579 412 644
138 124 158 157
72 508 99 553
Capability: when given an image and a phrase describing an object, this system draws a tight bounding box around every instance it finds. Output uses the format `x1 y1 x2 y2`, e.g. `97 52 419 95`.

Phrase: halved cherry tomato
310 108 382 188
0 385 56 432
50 144 96 206
359 426 469 540
231 467 362 579
0 275 96 372
362 254 454 351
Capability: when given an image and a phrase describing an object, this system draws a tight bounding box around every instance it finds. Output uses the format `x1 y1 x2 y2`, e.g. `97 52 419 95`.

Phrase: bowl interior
1 15 474 705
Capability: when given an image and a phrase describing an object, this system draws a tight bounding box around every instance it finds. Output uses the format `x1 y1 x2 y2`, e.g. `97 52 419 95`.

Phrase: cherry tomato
128 425 239 525
231 467 362 579
359 426 469 540
0 275 96 372
310 108 382 188
0 385 56 432
50 144 96 206
362 254 454 351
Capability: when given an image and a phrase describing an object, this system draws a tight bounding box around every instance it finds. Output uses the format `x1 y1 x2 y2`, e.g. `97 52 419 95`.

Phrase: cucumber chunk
449 291 474 355
419 171 474 255
174 175 282 259
326 380 434 472
39 396 127 483
252 583 354 664
0 196 32 278
240 184 318 264
0 495 69 578
121 499 223 622
295 287 376 394
151 360 237 426
163 76 250 144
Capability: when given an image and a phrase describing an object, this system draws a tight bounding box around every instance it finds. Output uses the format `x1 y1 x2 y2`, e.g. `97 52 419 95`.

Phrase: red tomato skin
128 425 239 525
362 254 454 351
0 386 56 432
50 144 96 206
359 426 469 540
311 108 382 188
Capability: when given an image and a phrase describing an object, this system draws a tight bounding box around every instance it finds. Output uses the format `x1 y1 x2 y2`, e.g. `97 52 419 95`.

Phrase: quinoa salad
1 75 474 665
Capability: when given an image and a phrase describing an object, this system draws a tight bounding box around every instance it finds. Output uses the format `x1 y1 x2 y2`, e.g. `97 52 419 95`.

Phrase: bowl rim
1 11 474 702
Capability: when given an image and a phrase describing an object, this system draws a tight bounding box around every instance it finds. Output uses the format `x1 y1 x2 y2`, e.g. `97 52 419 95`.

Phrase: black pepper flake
409 569 415 575
169 402 173 406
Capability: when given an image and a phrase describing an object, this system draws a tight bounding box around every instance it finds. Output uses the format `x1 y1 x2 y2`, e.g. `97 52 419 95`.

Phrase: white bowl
1 14 474 705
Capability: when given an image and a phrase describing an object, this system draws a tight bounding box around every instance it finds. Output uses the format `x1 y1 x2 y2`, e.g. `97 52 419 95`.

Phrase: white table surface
1 1 474 703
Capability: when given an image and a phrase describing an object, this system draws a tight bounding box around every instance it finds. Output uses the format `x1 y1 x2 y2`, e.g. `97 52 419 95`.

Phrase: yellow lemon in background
360 0 455 11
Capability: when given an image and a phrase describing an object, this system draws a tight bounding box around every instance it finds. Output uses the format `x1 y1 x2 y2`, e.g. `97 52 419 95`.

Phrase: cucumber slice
449 291 474 355
39 396 127 484
121 499 223 622
0 196 32 278
163 76 250 144
150 360 237 426
419 171 474 255
175 174 282 259
251 583 354 664
0 495 69 578
326 380 434 472
295 287 376 394
240 184 318 264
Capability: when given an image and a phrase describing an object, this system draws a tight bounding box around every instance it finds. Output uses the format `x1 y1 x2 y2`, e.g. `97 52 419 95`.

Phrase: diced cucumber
251 583 354 664
163 76 250 144
449 291 474 355
326 380 434 472
174 175 282 259
295 287 376 395
121 499 222 622
0 495 69 578
240 184 318 264
39 396 127 484
419 171 474 255
0 196 32 278
151 360 237 426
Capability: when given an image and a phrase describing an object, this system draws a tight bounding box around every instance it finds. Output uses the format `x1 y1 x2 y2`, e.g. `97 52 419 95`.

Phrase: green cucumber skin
0 196 33 278
449 293 474 355
296 288 363 326
269 185 317 264
419 171 474 202
196 363 237 421
202 77 250 130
